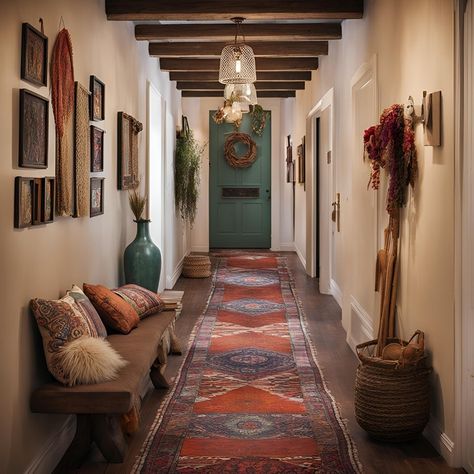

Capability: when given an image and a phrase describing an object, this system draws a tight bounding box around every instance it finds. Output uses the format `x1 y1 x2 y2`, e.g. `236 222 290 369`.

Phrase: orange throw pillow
83 283 139 334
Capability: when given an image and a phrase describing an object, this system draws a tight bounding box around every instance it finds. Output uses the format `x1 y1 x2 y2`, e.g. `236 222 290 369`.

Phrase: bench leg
150 360 170 389
170 331 183 355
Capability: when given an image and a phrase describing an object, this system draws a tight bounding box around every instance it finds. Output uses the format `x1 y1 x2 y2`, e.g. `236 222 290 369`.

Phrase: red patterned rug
134 253 361 473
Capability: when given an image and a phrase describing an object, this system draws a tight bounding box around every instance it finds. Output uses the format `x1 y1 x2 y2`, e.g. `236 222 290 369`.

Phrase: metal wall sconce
407 90 442 146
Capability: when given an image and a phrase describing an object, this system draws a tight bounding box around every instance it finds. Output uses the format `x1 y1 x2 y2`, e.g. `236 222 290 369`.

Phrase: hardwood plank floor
75 252 462 474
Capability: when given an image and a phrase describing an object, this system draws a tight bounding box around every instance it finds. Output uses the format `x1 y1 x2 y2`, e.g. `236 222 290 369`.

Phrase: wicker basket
182 255 211 278
355 334 431 442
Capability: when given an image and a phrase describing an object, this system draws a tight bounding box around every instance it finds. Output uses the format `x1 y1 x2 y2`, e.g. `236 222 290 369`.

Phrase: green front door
209 111 271 248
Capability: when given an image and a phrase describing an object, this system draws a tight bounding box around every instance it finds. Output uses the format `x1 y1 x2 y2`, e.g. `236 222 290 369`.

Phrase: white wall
0 0 184 471
184 97 293 252
286 0 456 460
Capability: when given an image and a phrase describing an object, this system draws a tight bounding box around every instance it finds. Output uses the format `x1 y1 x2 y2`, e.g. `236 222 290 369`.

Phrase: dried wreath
224 133 257 168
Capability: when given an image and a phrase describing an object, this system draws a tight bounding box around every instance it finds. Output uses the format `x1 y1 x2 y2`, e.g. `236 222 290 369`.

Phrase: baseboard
423 418 455 465
330 278 343 308
25 416 75 474
346 295 374 353
166 254 186 289
190 245 209 253
279 242 296 252
294 243 306 269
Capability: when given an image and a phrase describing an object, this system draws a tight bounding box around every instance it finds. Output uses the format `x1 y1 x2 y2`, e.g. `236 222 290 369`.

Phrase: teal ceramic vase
124 220 161 292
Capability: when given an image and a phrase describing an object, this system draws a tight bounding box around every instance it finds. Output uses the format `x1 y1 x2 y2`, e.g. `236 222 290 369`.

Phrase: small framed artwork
90 125 105 172
19 89 49 168
21 23 48 87
117 111 142 190
90 177 104 217
286 135 293 183
42 177 55 223
297 137 306 185
14 177 35 228
89 75 105 121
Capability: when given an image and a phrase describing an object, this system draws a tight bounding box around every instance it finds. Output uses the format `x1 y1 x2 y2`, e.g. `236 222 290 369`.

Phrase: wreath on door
224 133 257 168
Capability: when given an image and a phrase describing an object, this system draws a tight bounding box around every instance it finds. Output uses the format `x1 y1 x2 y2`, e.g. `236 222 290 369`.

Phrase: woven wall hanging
224 133 257 168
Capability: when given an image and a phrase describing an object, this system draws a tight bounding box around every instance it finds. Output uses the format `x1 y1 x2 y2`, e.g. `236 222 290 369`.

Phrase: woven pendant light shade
219 43 257 84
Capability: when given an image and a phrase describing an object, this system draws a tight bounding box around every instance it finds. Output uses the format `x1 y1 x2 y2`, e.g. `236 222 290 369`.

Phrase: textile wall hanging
117 112 142 190
224 132 257 168
73 82 90 217
51 28 75 216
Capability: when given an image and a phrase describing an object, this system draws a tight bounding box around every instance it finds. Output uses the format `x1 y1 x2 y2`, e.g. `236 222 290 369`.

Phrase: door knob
331 193 341 232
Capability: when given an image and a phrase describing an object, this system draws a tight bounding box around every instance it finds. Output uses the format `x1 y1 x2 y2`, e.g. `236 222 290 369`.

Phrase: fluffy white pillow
57 336 128 386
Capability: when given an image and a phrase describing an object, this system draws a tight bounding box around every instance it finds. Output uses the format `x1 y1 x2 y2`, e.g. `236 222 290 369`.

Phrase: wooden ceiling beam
107 0 363 20
176 81 305 90
160 58 318 71
181 90 296 98
136 23 342 41
169 71 312 82
149 41 328 57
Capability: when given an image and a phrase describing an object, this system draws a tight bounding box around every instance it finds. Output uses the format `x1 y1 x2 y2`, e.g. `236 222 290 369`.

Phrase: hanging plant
175 116 205 225
250 104 268 136
364 104 417 217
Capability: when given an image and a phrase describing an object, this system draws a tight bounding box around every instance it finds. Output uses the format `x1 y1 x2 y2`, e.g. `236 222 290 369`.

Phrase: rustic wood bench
30 310 181 469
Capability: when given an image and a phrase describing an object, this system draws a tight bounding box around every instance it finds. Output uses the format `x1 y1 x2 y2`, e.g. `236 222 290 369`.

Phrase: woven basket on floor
182 255 211 278
355 336 431 442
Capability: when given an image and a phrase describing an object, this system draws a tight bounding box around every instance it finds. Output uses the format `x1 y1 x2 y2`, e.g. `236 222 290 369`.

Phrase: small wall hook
406 92 425 125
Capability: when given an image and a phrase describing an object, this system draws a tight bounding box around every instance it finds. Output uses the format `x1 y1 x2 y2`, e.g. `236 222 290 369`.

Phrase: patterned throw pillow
67 285 107 338
31 294 94 384
114 284 164 319
83 283 139 334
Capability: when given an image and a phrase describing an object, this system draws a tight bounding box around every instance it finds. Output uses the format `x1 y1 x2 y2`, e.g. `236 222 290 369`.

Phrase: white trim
279 242 296 251
330 278 342 307
166 253 186 289
25 416 75 474
190 245 209 253
424 419 455 466
295 241 307 269
347 296 374 353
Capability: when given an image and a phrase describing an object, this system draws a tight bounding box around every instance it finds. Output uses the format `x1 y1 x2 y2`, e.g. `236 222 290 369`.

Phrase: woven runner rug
134 253 361 473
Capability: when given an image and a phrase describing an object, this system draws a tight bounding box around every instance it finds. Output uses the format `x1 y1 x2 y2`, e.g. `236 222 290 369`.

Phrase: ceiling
105 1 364 98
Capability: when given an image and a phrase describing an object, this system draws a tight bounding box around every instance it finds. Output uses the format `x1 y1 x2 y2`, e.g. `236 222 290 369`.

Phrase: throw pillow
83 283 139 334
57 336 128 386
67 285 107 338
114 284 164 319
30 295 94 384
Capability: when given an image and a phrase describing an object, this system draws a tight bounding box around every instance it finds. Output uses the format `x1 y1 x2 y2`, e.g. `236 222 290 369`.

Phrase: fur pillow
57 336 128 386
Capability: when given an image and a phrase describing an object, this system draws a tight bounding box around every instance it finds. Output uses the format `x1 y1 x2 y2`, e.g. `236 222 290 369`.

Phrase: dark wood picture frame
89 75 105 121
90 125 105 172
19 89 49 169
297 136 306 185
117 111 142 190
14 177 35 228
42 177 55 223
90 177 104 217
286 135 294 183
21 23 48 87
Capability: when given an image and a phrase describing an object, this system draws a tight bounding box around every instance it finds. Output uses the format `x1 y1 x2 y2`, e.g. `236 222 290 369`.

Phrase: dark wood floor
76 252 462 474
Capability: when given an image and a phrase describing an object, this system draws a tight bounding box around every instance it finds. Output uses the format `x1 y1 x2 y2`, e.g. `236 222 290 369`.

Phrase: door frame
305 88 334 294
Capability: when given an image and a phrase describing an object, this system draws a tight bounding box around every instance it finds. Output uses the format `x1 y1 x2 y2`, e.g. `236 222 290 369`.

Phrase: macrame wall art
364 103 418 356
224 132 257 169
51 27 74 216
73 82 90 217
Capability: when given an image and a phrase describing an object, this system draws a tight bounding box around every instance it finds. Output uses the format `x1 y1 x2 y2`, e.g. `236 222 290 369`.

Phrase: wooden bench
30 310 181 469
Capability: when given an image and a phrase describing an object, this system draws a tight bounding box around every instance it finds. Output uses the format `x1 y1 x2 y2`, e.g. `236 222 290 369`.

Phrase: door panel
209 112 271 248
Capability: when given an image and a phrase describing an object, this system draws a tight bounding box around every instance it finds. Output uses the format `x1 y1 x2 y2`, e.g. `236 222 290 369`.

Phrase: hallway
78 253 459 474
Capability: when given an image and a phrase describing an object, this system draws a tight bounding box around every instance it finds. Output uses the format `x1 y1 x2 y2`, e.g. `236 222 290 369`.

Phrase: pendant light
218 18 257 85
224 83 258 113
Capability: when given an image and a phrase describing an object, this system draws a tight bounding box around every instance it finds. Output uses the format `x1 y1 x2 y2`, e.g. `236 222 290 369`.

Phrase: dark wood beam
176 81 305 90
169 71 312 82
149 41 328 57
107 0 363 20
181 90 296 98
136 23 342 41
160 58 318 71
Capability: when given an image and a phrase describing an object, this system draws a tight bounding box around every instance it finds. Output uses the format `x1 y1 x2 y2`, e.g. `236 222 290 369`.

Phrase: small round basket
355 334 431 442
182 255 211 278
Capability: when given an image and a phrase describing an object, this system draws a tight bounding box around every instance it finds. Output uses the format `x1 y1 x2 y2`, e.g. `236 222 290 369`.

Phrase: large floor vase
124 220 161 292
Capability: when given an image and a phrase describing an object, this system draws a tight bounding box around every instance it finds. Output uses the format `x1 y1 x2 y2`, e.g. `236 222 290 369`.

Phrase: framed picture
14 177 35 228
89 75 105 121
117 111 142 190
21 23 48 87
90 177 104 217
286 135 293 183
19 89 49 169
42 177 55 223
90 125 105 172
297 136 306 185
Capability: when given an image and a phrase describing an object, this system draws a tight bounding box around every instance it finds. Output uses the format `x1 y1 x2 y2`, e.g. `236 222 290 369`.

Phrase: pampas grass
128 185 147 221
58 337 128 386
